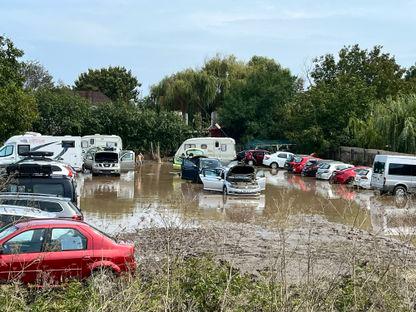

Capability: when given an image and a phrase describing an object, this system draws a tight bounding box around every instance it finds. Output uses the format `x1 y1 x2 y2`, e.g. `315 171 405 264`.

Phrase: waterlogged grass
0 257 415 312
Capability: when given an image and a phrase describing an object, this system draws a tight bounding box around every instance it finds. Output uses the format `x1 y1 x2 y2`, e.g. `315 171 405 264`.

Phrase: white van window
81 141 89 148
90 139 95 145
215 142 220 148
106 142 117 148
388 163 416 176
185 144 196 149
201 144 207 149
220 144 227 152
62 141 75 148
0 145 14 157
18 145 30 156
373 161 385 174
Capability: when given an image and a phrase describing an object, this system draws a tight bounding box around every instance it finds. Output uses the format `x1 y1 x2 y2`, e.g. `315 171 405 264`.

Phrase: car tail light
264 155 270 160
72 214 83 221
65 165 74 177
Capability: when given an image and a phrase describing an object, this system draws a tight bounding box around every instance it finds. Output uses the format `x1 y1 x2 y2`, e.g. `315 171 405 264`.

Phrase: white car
263 152 294 169
354 168 373 189
200 165 266 196
316 162 353 180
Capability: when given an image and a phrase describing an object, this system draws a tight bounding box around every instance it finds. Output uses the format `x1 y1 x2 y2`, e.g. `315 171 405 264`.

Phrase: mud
122 215 416 282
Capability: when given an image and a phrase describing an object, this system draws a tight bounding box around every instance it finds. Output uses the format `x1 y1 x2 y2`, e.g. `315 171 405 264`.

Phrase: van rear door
371 157 386 189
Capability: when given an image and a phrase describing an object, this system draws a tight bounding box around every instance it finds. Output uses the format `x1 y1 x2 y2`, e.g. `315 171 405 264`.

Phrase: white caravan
174 137 236 166
81 135 123 154
0 132 83 171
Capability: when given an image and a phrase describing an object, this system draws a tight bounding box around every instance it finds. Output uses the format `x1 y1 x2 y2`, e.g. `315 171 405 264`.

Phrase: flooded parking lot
78 163 416 237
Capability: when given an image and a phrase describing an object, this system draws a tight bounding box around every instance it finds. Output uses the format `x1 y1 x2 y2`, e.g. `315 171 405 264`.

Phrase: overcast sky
1 0 415 95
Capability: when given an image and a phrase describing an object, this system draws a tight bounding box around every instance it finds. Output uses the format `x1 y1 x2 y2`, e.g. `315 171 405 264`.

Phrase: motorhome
0 132 83 171
371 155 416 196
173 137 236 169
81 135 122 154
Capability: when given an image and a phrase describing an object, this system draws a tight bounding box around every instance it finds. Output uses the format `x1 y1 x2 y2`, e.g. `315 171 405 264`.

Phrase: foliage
74 66 141 102
20 60 54 90
0 36 24 88
0 84 37 142
349 94 416 153
33 87 91 136
219 56 299 142
285 45 407 153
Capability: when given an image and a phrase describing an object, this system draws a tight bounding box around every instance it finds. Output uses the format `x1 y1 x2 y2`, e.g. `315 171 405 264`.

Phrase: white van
173 137 236 168
371 155 416 195
0 132 83 171
81 135 122 154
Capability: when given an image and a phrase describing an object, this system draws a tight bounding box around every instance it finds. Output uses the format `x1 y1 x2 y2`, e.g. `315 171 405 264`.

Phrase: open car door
200 168 224 192
120 150 135 172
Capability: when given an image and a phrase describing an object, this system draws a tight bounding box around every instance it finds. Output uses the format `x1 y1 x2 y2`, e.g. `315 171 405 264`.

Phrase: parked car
354 168 373 189
199 165 266 196
292 156 317 174
4 163 78 204
301 159 325 177
316 162 353 180
181 156 222 183
173 148 206 170
0 205 56 228
263 152 294 169
243 150 270 166
0 219 136 284
371 155 416 196
330 166 370 184
0 193 83 220
284 154 297 171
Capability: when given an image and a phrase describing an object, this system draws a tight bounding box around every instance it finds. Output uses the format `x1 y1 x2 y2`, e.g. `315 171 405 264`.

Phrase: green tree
219 56 299 142
74 66 140 102
0 36 24 88
0 85 37 142
21 60 54 90
34 87 91 136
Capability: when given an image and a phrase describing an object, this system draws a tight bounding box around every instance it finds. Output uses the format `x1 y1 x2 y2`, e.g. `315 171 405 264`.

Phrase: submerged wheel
270 162 278 169
394 185 407 197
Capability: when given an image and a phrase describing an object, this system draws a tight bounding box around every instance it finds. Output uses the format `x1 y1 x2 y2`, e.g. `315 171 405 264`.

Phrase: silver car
0 204 56 228
0 193 83 220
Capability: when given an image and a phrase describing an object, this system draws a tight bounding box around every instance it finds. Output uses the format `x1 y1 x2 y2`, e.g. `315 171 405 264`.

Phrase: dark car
243 149 270 166
301 159 326 177
4 163 78 204
181 156 222 183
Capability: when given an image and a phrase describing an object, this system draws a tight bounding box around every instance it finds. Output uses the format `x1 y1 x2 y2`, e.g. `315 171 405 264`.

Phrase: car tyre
270 162 278 169
89 267 116 289
393 185 407 197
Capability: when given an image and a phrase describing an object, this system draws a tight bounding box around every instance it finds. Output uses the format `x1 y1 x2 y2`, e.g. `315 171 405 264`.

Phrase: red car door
42 227 92 282
0 228 46 283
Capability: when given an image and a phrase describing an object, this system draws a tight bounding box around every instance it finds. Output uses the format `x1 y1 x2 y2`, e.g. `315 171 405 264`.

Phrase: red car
243 149 270 166
331 166 370 184
291 156 316 174
0 219 136 284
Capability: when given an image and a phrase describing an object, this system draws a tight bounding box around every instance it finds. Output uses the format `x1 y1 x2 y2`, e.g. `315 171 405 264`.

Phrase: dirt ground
121 214 416 282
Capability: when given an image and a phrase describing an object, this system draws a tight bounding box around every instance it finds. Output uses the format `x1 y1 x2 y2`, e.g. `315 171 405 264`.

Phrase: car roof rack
6 163 53 176
19 151 54 158
0 192 65 198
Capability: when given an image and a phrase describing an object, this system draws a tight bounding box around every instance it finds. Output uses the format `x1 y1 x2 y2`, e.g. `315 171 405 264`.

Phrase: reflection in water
78 163 416 237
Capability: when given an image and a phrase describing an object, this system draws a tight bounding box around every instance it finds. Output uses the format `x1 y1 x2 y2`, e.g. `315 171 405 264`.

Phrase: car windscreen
294 156 302 163
33 184 65 197
95 152 118 163
320 163 330 169
200 159 221 169
0 224 19 239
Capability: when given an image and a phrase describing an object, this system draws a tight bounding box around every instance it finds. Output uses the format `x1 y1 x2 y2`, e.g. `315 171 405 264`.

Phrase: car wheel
394 185 407 197
270 162 278 169
89 267 116 288
248 160 254 166
223 186 228 195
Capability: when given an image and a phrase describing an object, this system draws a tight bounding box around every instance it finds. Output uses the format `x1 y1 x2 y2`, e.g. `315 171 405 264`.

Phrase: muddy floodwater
78 163 416 237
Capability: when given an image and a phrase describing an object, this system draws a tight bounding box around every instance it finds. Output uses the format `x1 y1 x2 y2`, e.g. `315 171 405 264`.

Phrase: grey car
0 193 83 220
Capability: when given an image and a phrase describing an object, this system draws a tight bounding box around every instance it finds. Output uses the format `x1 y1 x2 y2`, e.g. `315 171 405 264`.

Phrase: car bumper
92 169 120 175
227 187 261 196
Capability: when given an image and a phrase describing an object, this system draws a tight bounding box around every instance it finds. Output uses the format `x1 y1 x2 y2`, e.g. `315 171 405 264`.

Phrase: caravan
81 135 122 153
0 132 83 171
173 137 236 169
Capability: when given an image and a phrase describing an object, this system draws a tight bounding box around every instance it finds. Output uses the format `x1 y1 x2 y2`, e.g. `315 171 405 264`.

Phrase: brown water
78 163 416 236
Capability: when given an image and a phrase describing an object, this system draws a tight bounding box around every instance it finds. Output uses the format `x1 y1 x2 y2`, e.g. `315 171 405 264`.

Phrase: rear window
373 161 385 174
321 163 330 169
388 163 416 176
33 184 65 197
38 201 63 212
356 169 369 176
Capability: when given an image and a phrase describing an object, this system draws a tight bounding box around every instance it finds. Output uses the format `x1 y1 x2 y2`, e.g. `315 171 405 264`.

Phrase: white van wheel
270 162 278 169
394 186 407 197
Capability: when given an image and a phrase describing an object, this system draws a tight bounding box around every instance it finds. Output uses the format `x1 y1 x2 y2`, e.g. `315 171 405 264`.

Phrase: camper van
371 155 416 196
81 135 122 154
0 132 83 171
173 137 236 169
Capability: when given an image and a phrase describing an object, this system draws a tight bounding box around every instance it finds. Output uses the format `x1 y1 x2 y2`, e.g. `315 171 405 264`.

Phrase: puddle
78 163 416 236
